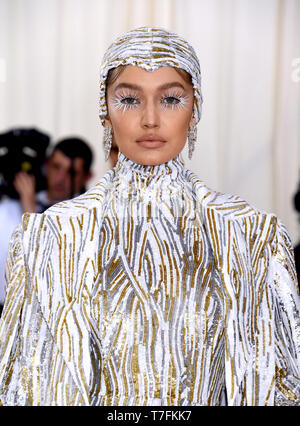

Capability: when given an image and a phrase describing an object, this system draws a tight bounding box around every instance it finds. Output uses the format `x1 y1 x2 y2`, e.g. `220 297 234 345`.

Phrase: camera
0 128 50 199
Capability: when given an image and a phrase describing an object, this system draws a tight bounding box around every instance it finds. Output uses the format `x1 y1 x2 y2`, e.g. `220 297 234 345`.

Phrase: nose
141 99 160 129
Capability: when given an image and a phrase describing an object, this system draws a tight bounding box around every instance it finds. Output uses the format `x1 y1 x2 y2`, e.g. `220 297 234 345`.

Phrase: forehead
108 65 192 91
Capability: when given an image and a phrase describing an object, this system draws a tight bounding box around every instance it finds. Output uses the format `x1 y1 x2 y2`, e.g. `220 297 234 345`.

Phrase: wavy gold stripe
90 208 97 241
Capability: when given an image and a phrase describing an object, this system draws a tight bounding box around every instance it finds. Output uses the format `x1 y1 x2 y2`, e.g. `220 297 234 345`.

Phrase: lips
137 135 166 142
136 135 166 147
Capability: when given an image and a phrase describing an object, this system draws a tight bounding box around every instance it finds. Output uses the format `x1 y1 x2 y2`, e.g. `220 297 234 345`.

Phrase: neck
115 151 185 180
110 150 188 214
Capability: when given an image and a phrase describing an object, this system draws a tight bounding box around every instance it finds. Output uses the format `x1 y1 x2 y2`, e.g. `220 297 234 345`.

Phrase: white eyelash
161 91 189 110
111 89 190 112
112 90 139 112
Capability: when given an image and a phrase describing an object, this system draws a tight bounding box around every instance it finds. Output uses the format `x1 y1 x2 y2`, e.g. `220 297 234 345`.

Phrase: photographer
34 138 93 213
0 128 49 315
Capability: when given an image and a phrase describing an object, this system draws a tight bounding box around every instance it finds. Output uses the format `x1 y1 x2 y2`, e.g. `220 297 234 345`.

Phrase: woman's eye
122 97 138 105
113 92 140 111
163 96 180 105
161 93 189 110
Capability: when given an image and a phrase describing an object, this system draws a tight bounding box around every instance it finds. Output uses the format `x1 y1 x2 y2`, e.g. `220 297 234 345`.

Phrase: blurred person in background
36 137 93 212
14 137 94 213
0 128 50 316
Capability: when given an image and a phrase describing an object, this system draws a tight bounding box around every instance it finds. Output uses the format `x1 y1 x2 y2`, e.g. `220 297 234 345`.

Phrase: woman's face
105 65 194 165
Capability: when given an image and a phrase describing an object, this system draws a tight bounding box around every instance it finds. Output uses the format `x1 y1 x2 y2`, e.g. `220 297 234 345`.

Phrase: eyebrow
114 82 186 92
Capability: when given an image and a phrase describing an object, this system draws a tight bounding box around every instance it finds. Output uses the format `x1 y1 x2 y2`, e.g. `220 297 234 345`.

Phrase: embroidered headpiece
99 27 203 125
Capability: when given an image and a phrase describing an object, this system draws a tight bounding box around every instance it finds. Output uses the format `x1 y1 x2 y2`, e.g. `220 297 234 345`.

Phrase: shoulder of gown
43 170 115 217
23 166 275 229
188 172 300 405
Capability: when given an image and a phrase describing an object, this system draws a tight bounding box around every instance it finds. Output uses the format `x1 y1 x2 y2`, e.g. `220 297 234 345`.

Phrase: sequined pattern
0 152 299 406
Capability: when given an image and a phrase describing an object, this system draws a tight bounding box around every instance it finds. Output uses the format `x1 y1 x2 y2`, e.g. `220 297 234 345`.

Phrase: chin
135 151 173 166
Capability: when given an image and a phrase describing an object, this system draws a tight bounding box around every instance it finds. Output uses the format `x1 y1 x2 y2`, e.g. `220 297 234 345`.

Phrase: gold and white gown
0 151 299 406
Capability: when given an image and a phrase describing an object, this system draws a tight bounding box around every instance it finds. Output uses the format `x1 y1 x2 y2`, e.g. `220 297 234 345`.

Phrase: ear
104 117 112 129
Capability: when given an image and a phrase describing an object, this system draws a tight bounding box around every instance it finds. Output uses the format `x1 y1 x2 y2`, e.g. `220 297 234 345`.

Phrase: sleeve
271 220 300 405
0 224 27 405
0 214 87 406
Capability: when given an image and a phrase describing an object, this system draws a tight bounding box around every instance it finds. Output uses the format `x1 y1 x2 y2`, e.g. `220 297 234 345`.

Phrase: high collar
114 151 185 183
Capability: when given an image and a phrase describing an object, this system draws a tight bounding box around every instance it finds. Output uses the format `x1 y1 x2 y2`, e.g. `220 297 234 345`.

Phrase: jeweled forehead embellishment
99 26 203 125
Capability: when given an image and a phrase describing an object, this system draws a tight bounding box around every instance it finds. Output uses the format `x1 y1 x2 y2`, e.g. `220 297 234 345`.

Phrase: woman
0 27 299 406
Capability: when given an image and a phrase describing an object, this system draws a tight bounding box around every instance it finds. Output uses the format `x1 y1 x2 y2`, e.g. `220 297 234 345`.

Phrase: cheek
110 111 138 137
164 112 191 137
163 98 194 135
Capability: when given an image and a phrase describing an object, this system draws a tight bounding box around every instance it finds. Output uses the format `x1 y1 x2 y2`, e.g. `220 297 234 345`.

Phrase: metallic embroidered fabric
0 151 299 406
99 27 203 125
